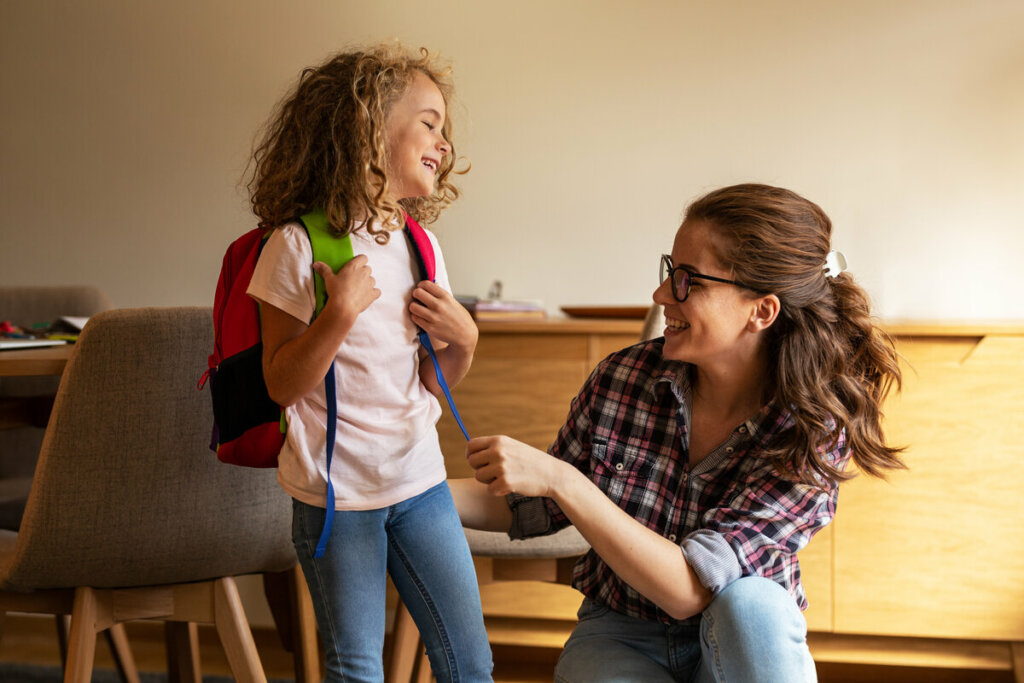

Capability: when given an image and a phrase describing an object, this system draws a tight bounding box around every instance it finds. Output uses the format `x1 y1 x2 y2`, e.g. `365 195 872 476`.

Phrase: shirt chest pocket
590 436 654 480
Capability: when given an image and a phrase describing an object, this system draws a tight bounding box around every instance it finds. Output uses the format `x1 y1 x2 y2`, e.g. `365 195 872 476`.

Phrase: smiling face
384 70 450 201
653 219 771 368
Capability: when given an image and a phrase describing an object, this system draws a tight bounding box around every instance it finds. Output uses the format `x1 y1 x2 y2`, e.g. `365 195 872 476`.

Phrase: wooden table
0 344 72 429
0 343 73 377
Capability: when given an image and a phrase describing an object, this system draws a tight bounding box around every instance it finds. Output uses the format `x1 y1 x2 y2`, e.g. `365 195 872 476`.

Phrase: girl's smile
385 70 450 201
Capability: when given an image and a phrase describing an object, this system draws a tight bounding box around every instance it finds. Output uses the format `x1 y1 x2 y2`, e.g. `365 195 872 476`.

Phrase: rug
0 662 294 682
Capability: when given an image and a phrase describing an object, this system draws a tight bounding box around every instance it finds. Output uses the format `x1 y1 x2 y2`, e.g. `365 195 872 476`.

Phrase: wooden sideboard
438 318 1024 679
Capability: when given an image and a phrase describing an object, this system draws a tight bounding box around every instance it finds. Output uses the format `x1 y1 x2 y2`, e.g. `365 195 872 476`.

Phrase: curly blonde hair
685 184 905 486
246 43 463 241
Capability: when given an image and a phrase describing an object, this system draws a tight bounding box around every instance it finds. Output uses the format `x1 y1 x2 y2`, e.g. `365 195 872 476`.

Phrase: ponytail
767 273 904 485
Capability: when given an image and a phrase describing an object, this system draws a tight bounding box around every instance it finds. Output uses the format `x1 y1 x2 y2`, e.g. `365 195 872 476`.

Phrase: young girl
453 183 905 682
245 45 493 682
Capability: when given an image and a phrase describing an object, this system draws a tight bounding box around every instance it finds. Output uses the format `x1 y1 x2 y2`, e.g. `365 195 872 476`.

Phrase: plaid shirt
509 338 845 624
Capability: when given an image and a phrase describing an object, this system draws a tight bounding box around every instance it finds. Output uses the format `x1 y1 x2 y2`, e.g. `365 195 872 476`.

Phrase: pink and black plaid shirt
509 339 846 624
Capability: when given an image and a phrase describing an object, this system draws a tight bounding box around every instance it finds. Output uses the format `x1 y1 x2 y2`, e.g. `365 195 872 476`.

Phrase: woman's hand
409 281 478 354
468 436 711 620
466 435 572 497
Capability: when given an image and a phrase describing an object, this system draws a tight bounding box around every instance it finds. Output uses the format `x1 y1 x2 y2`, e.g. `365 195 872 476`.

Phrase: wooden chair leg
55 614 70 666
289 565 319 683
414 645 432 683
165 621 201 683
57 611 137 683
65 587 99 683
388 600 421 683
263 570 294 651
212 577 266 683
1011 641 1023 683
263 566 320 683
105 623 141 683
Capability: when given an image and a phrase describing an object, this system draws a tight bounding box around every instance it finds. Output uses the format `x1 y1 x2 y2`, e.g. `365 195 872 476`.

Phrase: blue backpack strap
298 209 355 559
418 331 469 441
314 366 338 558
403 213 470 442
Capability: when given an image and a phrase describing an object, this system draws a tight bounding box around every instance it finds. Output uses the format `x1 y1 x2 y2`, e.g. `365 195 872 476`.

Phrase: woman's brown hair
246 43 462 241
685 183 905 486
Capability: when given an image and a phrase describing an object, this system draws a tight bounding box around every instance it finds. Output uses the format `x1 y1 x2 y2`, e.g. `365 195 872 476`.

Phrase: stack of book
456 296 546 321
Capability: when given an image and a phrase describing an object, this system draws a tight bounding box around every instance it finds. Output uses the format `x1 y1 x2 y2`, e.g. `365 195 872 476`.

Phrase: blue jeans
292 482 493 683
554 576 816 683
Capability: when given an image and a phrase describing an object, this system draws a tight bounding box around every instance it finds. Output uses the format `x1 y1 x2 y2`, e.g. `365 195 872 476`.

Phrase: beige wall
2 0 1023 321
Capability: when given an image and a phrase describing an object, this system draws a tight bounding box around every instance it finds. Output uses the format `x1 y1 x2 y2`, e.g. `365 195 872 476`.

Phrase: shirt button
614 462 624 471
668 534 677 542
738 426 747 433
725 446 735 454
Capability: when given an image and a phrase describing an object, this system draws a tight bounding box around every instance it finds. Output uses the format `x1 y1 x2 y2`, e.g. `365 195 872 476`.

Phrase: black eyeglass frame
659 254 767 302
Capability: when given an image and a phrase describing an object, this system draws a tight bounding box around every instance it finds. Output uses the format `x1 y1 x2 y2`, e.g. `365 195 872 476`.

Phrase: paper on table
57 316 89 331
0 338 68 351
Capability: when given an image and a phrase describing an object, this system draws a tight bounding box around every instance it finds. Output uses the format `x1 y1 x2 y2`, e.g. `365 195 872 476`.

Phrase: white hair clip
823 250 847 279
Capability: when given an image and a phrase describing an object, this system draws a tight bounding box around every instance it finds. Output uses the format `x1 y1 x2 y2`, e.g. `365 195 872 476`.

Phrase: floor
0 613 1014 682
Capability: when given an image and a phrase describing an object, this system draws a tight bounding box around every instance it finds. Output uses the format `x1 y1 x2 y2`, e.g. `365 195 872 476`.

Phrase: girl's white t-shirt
246 221 449 510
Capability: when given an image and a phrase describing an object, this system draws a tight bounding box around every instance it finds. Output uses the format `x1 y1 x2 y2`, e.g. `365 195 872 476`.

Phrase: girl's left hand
409 281 478 352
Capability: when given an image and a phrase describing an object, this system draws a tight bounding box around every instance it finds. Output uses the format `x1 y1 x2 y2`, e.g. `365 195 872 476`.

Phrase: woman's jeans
292 482 493 683
554 576 817 683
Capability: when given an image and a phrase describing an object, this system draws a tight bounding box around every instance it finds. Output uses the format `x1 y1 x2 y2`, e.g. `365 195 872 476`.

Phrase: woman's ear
748 294 781 332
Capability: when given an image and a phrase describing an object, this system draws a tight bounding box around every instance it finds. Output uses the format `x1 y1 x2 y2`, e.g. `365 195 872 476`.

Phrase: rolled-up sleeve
680 530 743 595
684 471 839 606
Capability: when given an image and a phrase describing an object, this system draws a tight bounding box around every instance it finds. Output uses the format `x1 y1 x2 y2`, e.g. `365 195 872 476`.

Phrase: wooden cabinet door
832 334 1024 640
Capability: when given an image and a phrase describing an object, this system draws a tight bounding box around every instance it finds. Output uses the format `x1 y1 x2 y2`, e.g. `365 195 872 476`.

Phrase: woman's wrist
546 457 585 502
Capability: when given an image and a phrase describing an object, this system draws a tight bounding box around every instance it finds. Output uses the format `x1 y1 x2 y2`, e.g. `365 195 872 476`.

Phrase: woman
452 183 904 682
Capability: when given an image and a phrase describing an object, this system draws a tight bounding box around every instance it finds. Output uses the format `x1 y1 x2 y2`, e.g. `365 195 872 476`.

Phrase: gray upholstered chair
0 286 128 677
0 285 113 530
0 307 315 683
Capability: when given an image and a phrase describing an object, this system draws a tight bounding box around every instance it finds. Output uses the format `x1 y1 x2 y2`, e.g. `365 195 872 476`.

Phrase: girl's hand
466 435 570 497
262 257 378 407
410 281 478 353
314 256 380 326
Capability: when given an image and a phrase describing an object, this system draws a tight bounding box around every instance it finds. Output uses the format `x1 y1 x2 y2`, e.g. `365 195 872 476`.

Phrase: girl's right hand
314 255 380 324
261 257 378 407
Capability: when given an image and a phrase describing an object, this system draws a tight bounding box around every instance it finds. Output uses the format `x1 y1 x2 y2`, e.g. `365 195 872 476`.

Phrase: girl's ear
748 294 781 332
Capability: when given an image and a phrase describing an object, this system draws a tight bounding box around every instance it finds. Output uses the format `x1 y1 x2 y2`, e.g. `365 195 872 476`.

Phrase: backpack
200 209 468 557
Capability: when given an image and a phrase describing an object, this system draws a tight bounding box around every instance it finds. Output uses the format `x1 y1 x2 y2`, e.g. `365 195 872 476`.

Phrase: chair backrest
0 307 295 591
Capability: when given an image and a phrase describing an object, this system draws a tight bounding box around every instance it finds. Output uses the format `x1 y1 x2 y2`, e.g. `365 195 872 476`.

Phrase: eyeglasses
659 254 765 302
